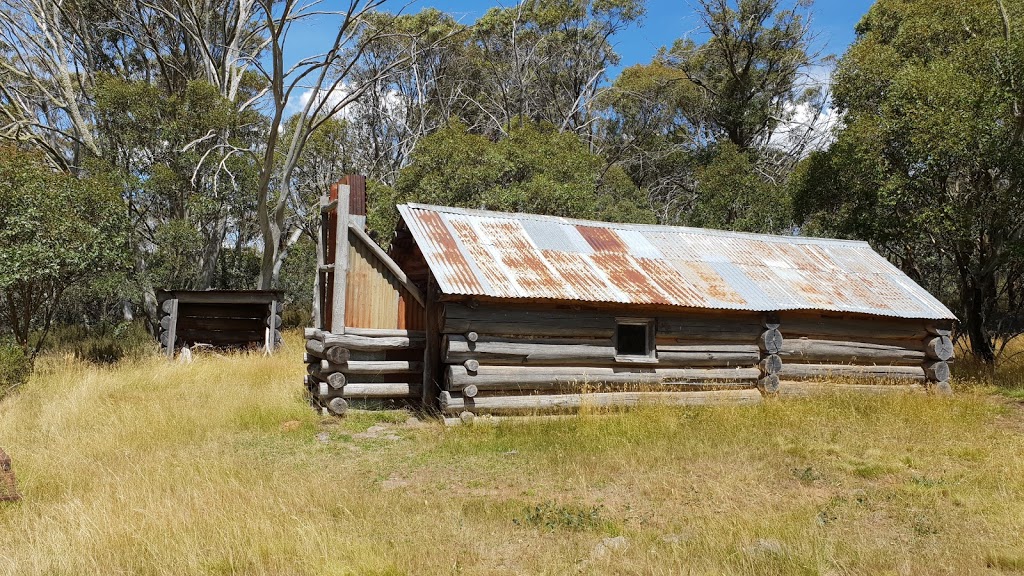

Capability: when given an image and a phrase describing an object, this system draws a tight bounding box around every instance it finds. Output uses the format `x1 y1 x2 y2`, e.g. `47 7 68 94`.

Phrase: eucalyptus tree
793 0 1024 363
601 0 823 233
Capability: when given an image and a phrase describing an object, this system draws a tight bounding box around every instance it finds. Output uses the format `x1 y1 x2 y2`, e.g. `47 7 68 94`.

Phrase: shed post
331 184 351 334
422 277 441 410
163 298 179 358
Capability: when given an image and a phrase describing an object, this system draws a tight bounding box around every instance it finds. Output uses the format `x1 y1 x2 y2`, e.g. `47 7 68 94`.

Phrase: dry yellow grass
1 333 1023 575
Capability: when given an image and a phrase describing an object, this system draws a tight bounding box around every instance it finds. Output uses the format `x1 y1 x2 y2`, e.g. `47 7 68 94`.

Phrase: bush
45 321 154 364
0 341 31 398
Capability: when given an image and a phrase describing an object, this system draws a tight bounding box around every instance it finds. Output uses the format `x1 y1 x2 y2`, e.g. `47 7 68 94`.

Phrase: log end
464 359 480 373
464 384 479 398
327 397 349 416
931 381 953 396
758 374 780 395
459 410 476 424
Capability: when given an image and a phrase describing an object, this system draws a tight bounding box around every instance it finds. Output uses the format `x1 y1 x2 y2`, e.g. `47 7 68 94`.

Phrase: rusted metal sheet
396 204 957 320
346 239 425 330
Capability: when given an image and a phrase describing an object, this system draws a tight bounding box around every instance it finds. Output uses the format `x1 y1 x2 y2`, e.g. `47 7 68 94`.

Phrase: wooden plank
778 381 927 397
781 314 930 342
777 363 926 382
323 361 423 375
439 389 763 415
339 383 420 399
162 291 283 305
344 328 426 339
443 335 616 365
657 316 763 342
442 304 616 338
175 329 264 345
163 299 178 358
177 303 269 319
322 333 425 350
657 344 761 367
331 184 350 333
778 338 926 365
171 316 264 331
447 365 759 391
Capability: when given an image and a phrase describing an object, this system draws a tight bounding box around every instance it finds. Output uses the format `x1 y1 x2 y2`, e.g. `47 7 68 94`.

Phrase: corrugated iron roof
397 204 957 320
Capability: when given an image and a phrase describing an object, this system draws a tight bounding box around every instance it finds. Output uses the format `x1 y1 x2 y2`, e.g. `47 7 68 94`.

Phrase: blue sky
417 0 875 67
287 0 876 73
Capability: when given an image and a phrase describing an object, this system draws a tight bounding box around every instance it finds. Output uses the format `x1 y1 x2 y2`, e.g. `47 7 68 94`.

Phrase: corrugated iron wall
345 233 425 330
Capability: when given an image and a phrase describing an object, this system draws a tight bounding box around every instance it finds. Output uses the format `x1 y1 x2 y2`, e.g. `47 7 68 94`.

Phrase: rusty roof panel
396 204 957 320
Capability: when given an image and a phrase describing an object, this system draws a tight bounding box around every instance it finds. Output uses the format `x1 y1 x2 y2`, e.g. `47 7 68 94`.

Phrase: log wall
436 302 955 416
304 328 426 415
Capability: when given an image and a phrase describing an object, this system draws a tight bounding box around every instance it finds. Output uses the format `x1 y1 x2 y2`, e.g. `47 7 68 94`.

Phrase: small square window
615 319 655 362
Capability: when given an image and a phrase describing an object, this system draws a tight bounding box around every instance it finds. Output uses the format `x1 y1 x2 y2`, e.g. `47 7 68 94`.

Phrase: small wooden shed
304 184 956 417
158 290 285 356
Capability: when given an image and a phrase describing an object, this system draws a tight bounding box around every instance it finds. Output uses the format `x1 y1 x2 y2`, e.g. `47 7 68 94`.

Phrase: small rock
315 432 330 444
177 347 193 364
503 450 519 457
592 536 628 559
280 420 301 432
353 425 402 441
743 538 785 558
660 534 685 544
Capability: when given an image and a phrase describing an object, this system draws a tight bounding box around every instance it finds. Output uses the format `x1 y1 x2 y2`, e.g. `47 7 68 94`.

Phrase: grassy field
1 333 1024 575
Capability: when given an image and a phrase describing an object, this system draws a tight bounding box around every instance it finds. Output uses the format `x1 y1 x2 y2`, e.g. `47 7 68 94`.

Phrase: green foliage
0 340 31 398
44 321 153 365
385 120 654 236
0 145 130 356
691 142 790 233
277 236 316 326
601 0 816 233
792 0 1024 362
513 501 608 532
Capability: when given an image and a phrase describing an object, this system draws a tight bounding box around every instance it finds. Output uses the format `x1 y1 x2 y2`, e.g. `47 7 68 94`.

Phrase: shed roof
397 204 956 321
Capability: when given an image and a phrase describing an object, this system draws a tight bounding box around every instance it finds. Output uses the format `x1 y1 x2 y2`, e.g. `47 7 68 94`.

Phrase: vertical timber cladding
438 300 770 415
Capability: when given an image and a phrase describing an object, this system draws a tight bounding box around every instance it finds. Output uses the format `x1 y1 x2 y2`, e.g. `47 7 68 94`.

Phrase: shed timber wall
437 300 954 416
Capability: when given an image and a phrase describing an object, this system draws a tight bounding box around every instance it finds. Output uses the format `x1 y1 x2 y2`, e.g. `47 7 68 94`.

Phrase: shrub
0 341 31 398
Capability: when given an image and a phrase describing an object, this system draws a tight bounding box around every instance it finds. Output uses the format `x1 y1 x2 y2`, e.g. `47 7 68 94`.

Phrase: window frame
614 317 657 364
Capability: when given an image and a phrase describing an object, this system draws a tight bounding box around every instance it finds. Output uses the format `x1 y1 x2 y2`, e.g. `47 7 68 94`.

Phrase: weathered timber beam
923 361 951 383
441 304 615 337
657 317 763 342
780 316 931 342
447 365 759 391
777 381 927 397
318 361 423 375
777 363 926 382
439 389 763 415
322 333 425 350
444 335 615 365
778 338 926 365
344 328 426 339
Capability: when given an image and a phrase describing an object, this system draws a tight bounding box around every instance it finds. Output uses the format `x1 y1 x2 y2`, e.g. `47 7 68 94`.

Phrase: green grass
1 333 1023 574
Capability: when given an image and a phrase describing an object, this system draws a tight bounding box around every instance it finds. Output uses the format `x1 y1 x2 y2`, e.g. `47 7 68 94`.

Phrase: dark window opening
616 323 649 357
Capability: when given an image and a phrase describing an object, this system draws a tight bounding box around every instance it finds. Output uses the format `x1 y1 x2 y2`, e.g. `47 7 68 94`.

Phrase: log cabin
304 179 956 417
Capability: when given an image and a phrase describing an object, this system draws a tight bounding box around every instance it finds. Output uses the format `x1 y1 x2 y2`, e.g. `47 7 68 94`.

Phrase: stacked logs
0 448 19 502
438 304 764 417
774 316 952 396
757 315 783 395
303 327 426 416
923 327 954 395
